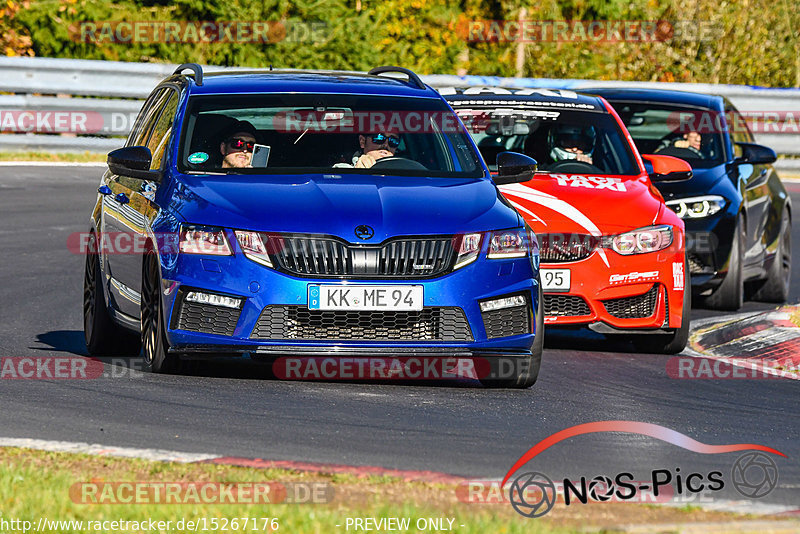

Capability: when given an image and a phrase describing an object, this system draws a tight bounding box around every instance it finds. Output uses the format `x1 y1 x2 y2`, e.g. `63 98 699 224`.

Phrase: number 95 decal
541 269 570 292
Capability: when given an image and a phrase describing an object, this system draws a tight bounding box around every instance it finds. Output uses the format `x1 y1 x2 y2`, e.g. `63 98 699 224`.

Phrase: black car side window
727 106 754 157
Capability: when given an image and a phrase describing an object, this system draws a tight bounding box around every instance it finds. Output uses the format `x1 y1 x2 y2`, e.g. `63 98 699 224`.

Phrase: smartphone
251 144 271 167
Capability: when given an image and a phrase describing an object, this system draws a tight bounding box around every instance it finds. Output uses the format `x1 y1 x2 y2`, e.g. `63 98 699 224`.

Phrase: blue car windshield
178 94 483 178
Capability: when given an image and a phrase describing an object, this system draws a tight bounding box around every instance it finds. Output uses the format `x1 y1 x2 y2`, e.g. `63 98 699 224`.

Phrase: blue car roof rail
173 63 203 86
368 66 426 90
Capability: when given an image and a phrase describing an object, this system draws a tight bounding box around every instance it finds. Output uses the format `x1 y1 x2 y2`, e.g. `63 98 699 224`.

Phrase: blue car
83 64 543 387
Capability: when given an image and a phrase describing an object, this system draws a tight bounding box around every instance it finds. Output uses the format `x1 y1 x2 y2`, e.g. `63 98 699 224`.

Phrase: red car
444 87 692 353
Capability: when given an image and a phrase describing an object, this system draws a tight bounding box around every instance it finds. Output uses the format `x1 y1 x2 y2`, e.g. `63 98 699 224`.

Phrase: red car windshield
454 106 640 176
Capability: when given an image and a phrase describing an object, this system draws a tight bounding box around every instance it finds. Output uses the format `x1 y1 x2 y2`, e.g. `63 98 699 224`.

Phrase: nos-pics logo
503 421 783 518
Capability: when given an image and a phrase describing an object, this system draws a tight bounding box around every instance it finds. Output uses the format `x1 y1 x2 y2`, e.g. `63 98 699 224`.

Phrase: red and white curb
685 307 800 381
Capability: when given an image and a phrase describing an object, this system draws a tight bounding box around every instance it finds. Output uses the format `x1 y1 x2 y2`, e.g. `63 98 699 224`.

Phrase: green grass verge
0 151 106 162
0 448 573 534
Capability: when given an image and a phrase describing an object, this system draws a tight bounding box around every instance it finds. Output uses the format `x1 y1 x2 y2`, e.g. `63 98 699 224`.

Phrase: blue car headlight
234 230 274 268
179 224 232 256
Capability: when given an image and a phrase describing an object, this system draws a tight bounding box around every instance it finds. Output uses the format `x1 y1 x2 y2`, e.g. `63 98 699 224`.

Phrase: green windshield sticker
188 152 209 164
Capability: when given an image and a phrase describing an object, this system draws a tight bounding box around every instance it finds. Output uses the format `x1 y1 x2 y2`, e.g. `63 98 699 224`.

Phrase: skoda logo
354 225 374 240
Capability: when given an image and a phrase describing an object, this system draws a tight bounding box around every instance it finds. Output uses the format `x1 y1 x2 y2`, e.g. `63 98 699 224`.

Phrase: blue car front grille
481 305 530 339
251 305 473 341
265 234 455 278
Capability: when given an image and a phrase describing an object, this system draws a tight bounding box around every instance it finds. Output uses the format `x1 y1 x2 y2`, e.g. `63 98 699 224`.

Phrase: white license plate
308 285 424 311
541 269 570 292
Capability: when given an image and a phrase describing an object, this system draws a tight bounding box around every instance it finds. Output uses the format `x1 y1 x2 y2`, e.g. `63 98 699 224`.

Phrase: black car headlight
666 196 726 219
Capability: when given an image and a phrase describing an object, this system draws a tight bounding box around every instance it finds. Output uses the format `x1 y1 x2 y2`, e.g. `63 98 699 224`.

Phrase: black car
587 88 791 310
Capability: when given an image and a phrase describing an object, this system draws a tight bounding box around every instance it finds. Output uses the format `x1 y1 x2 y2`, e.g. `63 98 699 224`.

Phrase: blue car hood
170 173 520 242
653 165 729 201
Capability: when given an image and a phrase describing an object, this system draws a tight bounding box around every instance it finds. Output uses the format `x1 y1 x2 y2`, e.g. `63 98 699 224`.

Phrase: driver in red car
549 124 595 165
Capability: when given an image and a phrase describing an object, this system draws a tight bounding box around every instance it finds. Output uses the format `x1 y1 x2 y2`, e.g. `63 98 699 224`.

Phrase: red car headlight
605 225 673 255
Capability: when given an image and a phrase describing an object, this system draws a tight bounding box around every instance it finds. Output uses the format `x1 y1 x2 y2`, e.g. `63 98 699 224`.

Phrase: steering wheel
547 160 602 173
655 146 703 160
369 156 428 171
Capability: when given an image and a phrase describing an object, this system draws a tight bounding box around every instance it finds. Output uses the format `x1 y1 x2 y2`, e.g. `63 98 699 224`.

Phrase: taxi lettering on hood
553 174 627 192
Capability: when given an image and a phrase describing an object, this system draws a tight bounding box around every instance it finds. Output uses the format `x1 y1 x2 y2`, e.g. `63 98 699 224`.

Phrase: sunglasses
226 138 255 152
370 133 401 148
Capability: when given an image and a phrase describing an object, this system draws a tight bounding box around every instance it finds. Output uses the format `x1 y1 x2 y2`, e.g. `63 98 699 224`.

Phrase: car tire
141 251 181 374
633 260 691 355
83 233 141 356
703 215 744 311
751 207 792 303
479 284 543 389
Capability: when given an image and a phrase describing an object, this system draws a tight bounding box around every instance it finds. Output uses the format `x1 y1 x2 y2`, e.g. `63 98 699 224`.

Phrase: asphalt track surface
1 166 798 508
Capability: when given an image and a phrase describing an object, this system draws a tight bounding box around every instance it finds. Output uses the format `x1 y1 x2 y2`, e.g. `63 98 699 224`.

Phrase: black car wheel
704 215 744 311
479 284 543 389
752 207 792 302
141 251 180 373
633 265 691 354
83 232 141 356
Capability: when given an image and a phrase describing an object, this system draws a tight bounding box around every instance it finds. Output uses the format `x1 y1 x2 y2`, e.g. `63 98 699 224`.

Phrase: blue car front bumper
159 251 539 357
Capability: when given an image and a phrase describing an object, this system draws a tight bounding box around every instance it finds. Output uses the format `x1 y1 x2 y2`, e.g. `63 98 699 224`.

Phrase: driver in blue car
336 131 401 168
548 124 595 165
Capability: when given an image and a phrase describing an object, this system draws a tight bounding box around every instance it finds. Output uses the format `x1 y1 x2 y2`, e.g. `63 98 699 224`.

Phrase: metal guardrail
0 57 798 166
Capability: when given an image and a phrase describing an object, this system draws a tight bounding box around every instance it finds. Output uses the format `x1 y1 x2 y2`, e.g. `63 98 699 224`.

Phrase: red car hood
499 173 665 237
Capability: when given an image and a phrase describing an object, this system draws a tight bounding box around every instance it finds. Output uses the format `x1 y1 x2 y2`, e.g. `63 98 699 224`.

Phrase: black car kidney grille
602 285 659 319
265 235 455 278
544 294 591 317
539 234 600 263
481 305 530 339
251 306 473 341
175 301 241 336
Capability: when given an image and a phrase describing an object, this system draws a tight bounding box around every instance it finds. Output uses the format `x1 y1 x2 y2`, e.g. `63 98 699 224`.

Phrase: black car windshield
178 94 483 178
606 102 727 168
450 104 640 176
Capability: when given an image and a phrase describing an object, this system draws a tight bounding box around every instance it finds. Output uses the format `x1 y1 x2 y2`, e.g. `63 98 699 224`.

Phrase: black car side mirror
494 152 537 185
108 146 162 181
734 142 777 165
